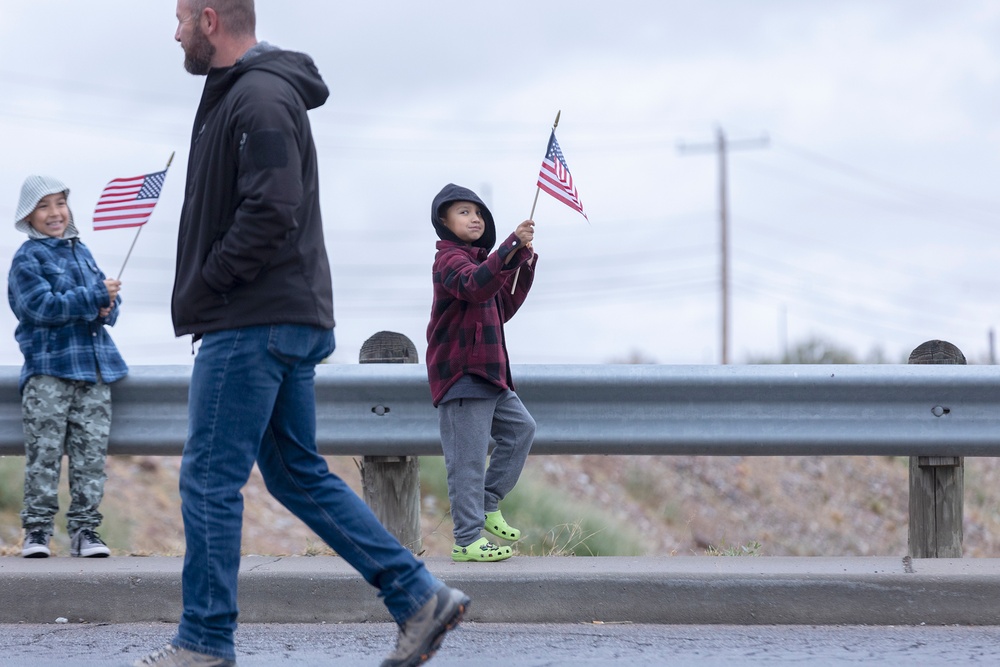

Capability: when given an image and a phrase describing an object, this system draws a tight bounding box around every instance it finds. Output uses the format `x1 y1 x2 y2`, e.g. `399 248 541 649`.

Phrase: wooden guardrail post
358 331 423 554
907 339 965 558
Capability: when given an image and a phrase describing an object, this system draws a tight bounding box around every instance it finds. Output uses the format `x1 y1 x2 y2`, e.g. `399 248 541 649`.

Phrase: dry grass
3 454 1000 557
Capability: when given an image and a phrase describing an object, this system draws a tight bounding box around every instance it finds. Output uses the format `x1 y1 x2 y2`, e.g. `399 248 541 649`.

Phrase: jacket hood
14 174 79 240
203 44 329 112
431 183 496 250
243 48 329 110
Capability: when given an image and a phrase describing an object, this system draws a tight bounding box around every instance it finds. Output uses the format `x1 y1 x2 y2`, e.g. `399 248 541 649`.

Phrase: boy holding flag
8 175 127 558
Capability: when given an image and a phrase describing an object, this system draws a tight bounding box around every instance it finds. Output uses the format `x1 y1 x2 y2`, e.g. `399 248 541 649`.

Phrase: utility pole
678 126 768 364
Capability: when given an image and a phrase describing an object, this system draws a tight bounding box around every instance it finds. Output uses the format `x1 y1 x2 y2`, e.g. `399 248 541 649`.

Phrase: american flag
537 131 587 220
93 170 167 230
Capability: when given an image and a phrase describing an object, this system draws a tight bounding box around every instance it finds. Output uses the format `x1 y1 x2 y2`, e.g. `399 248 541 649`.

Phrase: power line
739 155 998 232
762 140 1000 230
733 257 986 331
734 277 986 345
774 139 1000 211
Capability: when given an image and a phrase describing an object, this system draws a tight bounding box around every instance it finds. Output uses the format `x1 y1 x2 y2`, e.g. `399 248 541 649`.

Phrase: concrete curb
2 556 999 626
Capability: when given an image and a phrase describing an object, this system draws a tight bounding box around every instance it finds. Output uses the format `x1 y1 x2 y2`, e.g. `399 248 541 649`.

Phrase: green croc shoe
452 537 513 562
484 510 521 541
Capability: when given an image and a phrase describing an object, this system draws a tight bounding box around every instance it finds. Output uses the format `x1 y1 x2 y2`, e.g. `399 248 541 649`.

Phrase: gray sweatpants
439 389 536 546
20 374 111 534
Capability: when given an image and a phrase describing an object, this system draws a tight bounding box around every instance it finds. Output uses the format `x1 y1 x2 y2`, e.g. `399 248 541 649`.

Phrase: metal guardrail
1 364 999 457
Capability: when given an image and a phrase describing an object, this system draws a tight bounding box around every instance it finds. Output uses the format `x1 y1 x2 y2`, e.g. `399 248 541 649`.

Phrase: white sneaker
70 528 110 557
22 528 51 558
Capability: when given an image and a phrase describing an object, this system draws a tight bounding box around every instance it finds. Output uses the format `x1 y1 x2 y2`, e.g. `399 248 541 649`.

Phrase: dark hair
192 0 256 37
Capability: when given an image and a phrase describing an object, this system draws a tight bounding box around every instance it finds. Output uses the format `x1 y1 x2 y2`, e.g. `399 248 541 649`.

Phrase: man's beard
183 24 216 75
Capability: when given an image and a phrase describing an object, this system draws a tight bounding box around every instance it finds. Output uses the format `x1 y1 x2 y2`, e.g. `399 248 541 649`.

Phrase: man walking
134 3 469 665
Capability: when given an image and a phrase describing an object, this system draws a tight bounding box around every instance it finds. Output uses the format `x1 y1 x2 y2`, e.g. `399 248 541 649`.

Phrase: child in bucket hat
8 175 127 558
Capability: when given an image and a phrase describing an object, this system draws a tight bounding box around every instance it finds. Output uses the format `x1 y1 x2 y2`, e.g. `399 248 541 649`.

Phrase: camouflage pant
21 374 111 533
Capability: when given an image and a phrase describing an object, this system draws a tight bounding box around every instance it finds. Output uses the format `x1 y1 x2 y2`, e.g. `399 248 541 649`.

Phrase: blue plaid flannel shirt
7 236 128 393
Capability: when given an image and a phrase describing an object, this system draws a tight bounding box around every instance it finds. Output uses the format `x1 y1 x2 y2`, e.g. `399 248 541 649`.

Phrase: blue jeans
173 325 440 660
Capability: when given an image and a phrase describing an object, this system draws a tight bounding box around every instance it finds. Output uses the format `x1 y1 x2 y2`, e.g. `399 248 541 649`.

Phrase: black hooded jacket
171 46 335 337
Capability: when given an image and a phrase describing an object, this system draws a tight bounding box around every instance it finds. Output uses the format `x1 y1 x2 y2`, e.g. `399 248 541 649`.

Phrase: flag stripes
93 170 167 230
536 131 587 220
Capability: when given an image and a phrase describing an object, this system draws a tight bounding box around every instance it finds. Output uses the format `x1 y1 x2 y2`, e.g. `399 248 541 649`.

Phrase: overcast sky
1 1 999 367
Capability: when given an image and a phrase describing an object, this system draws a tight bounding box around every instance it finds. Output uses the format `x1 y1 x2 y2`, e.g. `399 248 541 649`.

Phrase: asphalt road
1 622 998 666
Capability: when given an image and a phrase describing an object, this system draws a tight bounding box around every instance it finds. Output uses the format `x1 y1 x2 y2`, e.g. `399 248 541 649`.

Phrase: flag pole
512 110 560 295
116 227 143 281
118 151 174 280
